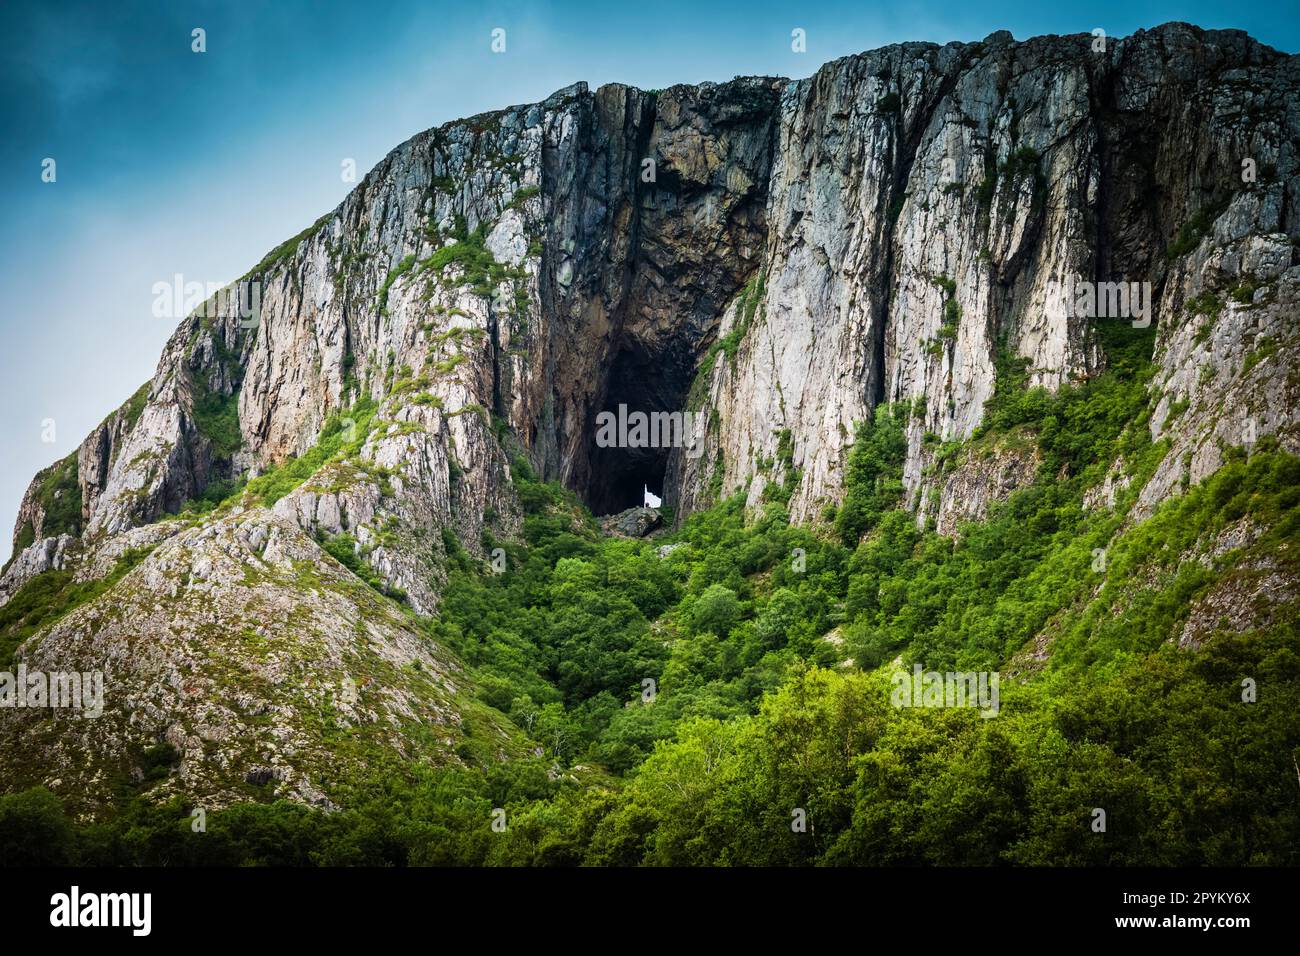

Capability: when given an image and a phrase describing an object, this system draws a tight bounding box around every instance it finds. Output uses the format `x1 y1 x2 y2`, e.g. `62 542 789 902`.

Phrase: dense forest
3 322 1297 866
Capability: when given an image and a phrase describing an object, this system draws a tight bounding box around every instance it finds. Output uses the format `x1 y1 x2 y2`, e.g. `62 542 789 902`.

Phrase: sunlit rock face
674 25 1298 525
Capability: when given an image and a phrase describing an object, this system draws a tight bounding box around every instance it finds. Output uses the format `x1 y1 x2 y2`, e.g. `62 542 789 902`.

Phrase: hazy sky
2 0 1297 564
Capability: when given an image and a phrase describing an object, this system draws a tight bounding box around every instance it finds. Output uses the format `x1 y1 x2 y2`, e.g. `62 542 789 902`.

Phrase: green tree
691 584 741 637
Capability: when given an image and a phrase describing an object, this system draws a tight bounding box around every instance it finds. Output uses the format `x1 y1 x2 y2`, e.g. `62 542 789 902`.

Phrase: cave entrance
584 340 696 516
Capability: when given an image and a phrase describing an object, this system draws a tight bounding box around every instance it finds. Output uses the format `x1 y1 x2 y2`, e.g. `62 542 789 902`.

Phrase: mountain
1 22 1297 854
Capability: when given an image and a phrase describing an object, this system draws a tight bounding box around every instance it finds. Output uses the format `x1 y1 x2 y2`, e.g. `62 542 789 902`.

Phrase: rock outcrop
1 510 509 811
602 507 663 538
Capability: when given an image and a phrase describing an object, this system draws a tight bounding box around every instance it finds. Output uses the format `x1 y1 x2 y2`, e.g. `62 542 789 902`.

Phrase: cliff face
2 22 1297 807
675 26 1299 524
12 23 1298 568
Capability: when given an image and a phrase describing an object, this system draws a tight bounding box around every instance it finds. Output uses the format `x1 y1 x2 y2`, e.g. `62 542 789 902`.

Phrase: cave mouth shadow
593 452 664 515
583 341 696 516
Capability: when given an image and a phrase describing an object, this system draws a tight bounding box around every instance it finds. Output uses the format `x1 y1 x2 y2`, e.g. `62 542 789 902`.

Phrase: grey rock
604 507 662 538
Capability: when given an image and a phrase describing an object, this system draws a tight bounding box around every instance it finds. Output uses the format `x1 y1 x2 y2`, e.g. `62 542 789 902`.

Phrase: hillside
0 22 1297 864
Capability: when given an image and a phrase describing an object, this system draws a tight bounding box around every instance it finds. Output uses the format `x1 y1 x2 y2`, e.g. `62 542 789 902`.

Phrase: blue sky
1 0 1297 563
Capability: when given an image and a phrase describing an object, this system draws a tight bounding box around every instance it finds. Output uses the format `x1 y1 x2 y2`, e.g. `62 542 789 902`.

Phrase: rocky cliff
2 22 1297 808
675 26 1299 527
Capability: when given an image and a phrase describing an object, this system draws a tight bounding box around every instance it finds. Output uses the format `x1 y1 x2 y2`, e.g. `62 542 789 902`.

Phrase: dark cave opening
594 453 664 515
584 340 697 516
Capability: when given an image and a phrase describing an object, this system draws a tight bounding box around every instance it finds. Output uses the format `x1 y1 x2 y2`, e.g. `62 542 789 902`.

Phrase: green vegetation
240 398 382 508
9 522 35 563
32 453 83 540
170 397 383 520
887 190 909 228
0 451 81 576
761 427 801 505
188 322 248 459
1002 146 1046 209
1166 196 1230 260
1243 335 1278 374
191 382 242 458
926 276 961 354
0 547 153 669
123 380 151 431
245 213 331 278
1001 145 1041 181
1230 277 1258 305
976 146 1045 212
1190 293 1216 319
508 185 541 210
319 532 403 599
691 273 766 406
417 215 529 301
975 166 998 208
1187 293 1223 345
833 403 908 545
5 314 1297 867
377 254 417 315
